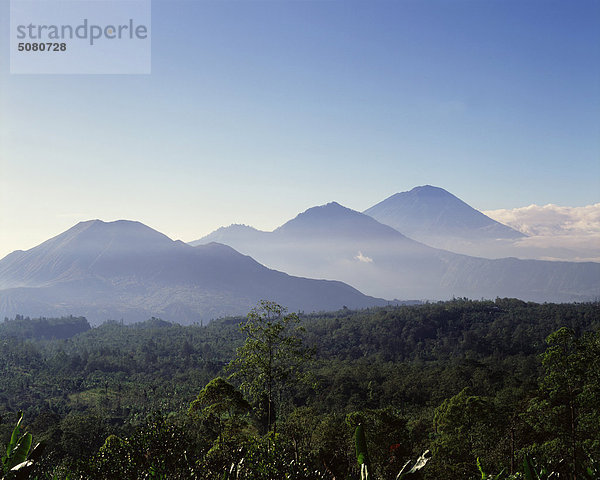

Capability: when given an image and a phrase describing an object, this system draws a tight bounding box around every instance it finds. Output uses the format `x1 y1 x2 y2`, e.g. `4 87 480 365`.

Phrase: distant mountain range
0 220 385 324
1 186 598 325
192 189 600 302
363 186 595 261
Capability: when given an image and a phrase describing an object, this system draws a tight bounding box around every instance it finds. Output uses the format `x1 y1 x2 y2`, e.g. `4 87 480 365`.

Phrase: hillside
0 220 385 324
364 185 525 241
192 202 600 302
0 300 597 479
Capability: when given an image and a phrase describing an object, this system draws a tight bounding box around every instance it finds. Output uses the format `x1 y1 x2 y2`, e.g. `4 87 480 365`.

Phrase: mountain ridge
273 202 413 241
192 199 599 302
0 220 386 324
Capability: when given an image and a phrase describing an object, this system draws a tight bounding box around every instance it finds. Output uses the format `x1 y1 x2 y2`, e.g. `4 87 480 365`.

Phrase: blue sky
1 0 599 258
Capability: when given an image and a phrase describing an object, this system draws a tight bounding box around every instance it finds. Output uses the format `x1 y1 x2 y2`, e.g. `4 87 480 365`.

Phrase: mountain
275 202 403 239
199 203 404 244
193 202 438 297
0 220 386 324
364 185 525 239
202 224 267 245
192 202 600 302
364 186 529 257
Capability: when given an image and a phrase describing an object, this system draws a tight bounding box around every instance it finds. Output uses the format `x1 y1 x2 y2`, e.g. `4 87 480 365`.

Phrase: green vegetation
0 316 90 341
227 300 314 433
0 299 598 479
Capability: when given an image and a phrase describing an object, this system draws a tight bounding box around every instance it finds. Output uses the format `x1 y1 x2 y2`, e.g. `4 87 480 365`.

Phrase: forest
0 298 598 479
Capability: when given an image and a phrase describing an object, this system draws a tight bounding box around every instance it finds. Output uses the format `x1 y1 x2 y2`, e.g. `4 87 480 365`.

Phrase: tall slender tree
526 327 600 479
227 301 313 433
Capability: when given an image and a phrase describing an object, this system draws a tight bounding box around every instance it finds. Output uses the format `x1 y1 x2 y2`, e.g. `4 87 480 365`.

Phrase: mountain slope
192 202 600 302
363 186 530 257
275 202 406 240
192 202 440 298
365 185 524 238
0 220 385 324
201 224 267 245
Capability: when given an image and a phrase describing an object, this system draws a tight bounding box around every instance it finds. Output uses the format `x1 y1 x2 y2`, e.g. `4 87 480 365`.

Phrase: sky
485 204 600 262
1 0 599 259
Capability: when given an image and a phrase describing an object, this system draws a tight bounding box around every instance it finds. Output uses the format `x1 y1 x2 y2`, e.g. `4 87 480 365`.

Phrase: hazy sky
1 0 599 259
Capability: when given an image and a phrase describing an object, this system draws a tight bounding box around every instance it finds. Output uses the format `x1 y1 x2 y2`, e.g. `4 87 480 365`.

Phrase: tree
430 387 498 479
346 408 410 480
188 377 251 445
311 413 352 479
82 413 197 480
526 327 600 479
227 301 313 433
190 378 250 420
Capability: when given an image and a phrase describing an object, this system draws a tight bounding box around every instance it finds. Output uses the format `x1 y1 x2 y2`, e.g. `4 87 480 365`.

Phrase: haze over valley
194 186 600 304
0 219 384 324
1 186 598 325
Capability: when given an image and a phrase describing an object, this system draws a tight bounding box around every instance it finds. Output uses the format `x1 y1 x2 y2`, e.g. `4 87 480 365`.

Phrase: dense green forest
1 299 598 479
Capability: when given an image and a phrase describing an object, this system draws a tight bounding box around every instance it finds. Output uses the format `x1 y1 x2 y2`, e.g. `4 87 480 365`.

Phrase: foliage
81 413 198 479
355 424 371 480
0 316 90 341
1 412 44 480
227 301 314 433
0 300 598 478
347 409 410 479
189 378 250 421
353 420 431 480
189 378 255 475
429 387 498 478
524 327 600 478
226 433 327 480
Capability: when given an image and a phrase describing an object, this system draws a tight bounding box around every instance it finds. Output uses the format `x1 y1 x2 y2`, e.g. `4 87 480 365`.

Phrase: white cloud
484 204 600 236
482 204 600 262
354 251 373 263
